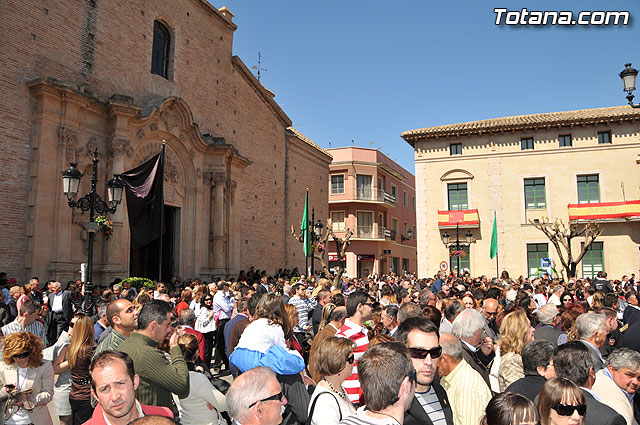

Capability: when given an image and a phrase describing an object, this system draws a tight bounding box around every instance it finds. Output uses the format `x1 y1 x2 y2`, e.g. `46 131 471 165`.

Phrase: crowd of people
0 268 639 425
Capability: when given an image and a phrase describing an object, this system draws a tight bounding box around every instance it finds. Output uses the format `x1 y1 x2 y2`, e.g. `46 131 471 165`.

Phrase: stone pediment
130 96 210 153
440 169 474 181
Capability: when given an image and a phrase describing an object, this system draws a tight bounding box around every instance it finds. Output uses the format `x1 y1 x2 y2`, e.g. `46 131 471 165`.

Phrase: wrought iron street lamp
441 223 474 277
401 228 413 243
61 148 123 311
619 63 639 108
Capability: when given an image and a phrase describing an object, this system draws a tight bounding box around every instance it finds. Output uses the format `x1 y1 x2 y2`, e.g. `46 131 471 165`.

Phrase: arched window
151 21 170 78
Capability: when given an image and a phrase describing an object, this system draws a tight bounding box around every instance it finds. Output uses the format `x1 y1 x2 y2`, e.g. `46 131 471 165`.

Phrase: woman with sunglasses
196 294 217 367
0 331 54 424
63 315 96 424
308 337 356 425
537 377 586 425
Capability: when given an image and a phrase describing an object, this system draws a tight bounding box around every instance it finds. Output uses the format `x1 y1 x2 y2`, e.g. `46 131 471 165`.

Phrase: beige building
0 0 331 283
402 106 640 279
327 147 417 278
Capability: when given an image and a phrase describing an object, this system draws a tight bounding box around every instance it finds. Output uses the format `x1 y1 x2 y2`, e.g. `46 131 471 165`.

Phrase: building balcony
330 188 395 206
568 200 640 222
437 209 480 228
355 225 386 239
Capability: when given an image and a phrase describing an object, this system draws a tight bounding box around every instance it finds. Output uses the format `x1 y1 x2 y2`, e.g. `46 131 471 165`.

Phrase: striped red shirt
335 319 369 405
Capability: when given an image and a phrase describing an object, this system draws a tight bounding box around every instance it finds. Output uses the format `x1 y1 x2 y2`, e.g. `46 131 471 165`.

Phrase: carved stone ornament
161 110 179 132
150 122 158 131
108 138 132 157
136 128 146 140
212 172 226 185
58 126 79 164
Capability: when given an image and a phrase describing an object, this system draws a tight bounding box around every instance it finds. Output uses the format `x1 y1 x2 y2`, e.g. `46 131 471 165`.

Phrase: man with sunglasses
227 366 287 425
396 317 454 425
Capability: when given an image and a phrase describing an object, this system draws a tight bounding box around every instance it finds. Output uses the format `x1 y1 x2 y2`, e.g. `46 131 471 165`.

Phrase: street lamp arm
67 192 118 214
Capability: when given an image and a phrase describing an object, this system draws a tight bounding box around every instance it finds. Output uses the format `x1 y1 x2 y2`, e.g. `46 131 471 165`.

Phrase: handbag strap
308 390 342 424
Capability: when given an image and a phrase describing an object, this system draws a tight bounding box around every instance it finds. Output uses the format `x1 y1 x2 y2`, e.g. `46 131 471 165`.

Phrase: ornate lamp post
441 223 474 278
400 228 413 243
619 63 639 108
61 148 123 310
309 207 325 278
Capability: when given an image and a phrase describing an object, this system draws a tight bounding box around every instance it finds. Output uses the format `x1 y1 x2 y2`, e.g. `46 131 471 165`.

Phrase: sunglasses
346 354 355 364
408 346 442 359
12 351 29 360
248 391 284 408
551 404 587 416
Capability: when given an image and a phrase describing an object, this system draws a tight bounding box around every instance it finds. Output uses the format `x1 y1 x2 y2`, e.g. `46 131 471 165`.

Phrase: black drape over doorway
129 205 177 281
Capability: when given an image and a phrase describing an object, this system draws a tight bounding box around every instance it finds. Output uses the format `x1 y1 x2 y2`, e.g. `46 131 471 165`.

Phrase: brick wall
0 0 330 281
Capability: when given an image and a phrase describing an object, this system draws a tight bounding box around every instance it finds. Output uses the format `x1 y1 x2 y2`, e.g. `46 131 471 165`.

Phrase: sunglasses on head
248 391 284 408
346 354 355 364
408 346 442 359
12 351 29 360
551 403 587 416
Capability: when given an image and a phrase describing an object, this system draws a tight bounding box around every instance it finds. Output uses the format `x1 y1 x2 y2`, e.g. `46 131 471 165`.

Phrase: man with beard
396 317 453 425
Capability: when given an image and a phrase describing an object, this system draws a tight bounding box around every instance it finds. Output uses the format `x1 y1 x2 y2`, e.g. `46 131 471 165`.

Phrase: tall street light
441 223 474 278
61 148 123 311
619 63 639 108
309 207 324 278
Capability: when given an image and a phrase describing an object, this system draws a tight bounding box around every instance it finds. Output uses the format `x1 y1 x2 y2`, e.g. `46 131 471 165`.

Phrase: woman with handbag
307 337 356 425
0 331 54 425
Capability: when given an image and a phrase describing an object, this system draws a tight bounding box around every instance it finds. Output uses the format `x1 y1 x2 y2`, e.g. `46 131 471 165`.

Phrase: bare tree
529 218 602 279
291 219 352 287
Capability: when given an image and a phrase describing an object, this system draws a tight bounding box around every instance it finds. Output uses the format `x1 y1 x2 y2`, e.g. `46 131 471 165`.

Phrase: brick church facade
1 0 331 283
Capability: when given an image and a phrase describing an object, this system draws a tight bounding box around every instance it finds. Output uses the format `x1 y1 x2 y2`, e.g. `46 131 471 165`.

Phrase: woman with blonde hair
497 308 535 391
173 334 227 425
537 377 586 425
308 337 356 425
0 332 54 424
318 303 337 332
61 315 95 424
189 285 205 316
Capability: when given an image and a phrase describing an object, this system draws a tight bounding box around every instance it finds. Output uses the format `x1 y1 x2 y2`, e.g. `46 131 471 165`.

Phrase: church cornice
232 56 292 128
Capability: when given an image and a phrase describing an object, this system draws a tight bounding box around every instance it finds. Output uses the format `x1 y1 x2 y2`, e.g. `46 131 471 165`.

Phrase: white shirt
52 291 64 312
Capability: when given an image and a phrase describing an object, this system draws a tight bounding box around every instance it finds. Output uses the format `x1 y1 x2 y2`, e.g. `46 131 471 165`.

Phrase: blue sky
209 1 639 172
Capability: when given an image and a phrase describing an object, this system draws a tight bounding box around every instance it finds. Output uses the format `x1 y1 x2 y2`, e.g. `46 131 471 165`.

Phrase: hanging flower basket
95 215 113 240
311 241 325 253
450 250 467 258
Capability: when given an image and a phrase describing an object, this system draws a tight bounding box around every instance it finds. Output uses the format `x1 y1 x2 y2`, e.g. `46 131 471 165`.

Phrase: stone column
212 172 226 277
106 138 132 273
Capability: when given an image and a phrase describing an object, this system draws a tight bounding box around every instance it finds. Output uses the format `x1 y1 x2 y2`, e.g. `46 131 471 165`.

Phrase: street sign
439 261 448 271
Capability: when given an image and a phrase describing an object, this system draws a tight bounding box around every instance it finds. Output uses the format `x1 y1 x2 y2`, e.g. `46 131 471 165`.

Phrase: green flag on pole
490 211 498 259
301 191 310 257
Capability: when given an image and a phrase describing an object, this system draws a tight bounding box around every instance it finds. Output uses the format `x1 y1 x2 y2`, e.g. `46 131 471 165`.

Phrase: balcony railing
568 200 640 222
384 228 397 241
356 225 385 239
331 187 395 205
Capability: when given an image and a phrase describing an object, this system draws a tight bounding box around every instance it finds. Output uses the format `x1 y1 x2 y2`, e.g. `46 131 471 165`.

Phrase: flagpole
495 211 499 279
158 142 166 282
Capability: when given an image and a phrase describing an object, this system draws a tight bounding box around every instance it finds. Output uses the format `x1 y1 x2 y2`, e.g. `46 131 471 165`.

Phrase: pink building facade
327 147 417 278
